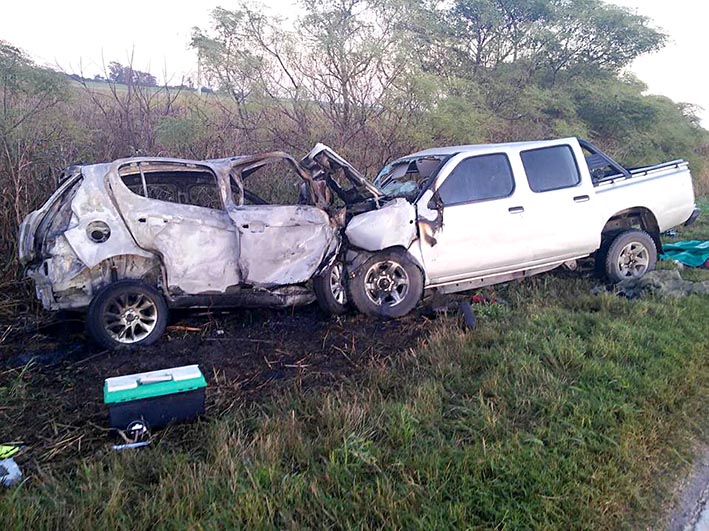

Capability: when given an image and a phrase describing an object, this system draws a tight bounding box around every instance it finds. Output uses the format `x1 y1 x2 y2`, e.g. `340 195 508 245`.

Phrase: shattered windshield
374 156 446 201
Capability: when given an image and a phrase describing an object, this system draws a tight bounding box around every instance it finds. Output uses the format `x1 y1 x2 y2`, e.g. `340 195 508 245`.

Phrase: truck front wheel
604 229 657 282
348 250 423 318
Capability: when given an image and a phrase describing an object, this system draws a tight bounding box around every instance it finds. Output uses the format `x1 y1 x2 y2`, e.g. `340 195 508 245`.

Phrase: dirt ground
0 304 432 469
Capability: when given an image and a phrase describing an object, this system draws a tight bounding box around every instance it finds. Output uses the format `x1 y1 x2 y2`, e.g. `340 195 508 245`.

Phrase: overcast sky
1 0 707 125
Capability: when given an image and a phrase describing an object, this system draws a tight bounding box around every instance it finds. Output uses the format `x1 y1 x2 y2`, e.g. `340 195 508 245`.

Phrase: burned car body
18 145 379 348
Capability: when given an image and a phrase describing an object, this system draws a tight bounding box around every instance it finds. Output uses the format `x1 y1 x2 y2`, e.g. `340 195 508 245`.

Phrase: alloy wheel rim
364 260 409 307
103 292 158 343
617 242 650 278
329 263 347 305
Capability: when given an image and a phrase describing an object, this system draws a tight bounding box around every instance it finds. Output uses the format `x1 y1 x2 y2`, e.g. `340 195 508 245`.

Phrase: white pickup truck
339 137 699 317
18 137 699 348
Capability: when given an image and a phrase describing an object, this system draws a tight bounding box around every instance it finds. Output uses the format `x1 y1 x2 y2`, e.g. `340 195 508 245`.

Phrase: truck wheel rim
103 292 158 343
617 242 650 278
329 263 347 305
364 260 409 307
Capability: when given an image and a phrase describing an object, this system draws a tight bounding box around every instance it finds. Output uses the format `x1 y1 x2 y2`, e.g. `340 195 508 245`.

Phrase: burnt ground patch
0 304 431 468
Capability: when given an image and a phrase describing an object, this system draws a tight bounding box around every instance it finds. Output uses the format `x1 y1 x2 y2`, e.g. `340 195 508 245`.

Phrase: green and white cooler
103 365 207 430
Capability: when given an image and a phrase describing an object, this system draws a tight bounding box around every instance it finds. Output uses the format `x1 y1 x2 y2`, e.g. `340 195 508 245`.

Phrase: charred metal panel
229 205 338 286
63 164 154 269
107 161 241 295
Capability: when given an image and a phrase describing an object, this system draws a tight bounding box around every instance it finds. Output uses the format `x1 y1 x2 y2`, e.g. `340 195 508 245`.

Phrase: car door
226 157 338 287
109 160 241 295
514 142 599 263
416 150 534 284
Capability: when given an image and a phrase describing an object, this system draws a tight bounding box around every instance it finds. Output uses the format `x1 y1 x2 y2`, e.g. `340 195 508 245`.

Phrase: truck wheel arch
344 245 425 279
600 207 662 254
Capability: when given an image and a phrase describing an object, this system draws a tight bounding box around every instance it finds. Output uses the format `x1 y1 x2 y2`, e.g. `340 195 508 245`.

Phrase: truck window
521 145 580 192
437 153 514 206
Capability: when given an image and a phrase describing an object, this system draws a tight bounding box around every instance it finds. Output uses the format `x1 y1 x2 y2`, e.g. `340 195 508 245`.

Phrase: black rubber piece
458 301 477 330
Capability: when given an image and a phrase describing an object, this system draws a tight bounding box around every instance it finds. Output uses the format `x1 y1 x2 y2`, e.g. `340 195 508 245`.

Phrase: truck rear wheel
604 229 657 282
87 280 168 349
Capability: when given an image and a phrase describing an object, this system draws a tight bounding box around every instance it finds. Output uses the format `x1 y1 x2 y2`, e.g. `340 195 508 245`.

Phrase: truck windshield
374 156 446 201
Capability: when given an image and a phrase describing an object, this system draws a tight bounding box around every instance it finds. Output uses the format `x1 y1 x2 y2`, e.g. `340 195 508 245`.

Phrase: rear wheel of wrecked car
605 229 657 282
349 250 423 318
87 280 168 349
313 260 349 315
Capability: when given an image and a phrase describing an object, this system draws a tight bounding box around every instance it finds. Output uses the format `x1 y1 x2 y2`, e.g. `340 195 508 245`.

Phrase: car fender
345 198 418 252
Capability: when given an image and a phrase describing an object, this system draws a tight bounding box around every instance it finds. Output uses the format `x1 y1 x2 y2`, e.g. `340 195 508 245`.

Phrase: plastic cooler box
103 365 207 430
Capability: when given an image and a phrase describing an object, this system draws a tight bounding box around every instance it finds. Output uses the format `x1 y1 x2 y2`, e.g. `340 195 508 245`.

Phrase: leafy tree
107 61 157 87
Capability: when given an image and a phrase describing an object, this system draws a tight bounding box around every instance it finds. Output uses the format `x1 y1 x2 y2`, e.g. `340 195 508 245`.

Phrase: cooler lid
103 365 206 404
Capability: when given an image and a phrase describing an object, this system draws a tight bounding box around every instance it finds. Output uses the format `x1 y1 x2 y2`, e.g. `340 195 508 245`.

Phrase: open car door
300 144 382 205
226 153 339 287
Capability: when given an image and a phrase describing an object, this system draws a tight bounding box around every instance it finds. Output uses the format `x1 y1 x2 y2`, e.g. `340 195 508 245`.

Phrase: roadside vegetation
1 261 706 528
1 0 708 528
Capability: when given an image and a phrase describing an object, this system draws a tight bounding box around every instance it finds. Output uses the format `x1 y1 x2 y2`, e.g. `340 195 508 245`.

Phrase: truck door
417 151 534 284
515 143 599 263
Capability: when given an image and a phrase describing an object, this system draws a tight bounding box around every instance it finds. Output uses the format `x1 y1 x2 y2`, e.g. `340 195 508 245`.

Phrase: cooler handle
137 374 174 385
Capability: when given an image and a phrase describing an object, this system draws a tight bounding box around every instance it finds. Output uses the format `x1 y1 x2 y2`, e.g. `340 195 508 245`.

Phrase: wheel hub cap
364 260 410 307
617 242 650 278
103 292 158 344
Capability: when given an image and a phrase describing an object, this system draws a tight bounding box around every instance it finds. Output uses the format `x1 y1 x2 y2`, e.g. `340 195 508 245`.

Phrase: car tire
348 250 423 318
604 229 657 282
313 260 349 315
87 280 168 349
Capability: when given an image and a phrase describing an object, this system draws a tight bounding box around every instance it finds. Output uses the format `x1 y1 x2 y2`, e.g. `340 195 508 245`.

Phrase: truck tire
348 250 423 318
604 229 657 282
87 280 168 349
313 260 348 315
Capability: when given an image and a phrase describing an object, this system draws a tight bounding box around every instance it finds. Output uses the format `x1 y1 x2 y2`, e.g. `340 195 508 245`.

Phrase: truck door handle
508 206 524 214
573 195 590 202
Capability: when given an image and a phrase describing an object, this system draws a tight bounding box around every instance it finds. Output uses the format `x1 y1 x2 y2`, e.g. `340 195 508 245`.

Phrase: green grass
1 202 707 529
1 279 707 529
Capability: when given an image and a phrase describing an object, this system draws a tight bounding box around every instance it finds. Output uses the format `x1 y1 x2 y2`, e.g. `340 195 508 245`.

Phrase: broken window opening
374 156 446 202
119 164 223 210
239 159 305 206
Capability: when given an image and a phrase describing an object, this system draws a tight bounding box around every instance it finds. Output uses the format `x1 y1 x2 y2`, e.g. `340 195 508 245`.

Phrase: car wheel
348 250 423 318
87 280 168 349
604 229 657 282
313 260 349 315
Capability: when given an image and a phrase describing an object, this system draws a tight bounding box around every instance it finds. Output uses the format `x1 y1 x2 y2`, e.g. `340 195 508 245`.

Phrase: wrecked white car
19 137 699 349
18 145 380 348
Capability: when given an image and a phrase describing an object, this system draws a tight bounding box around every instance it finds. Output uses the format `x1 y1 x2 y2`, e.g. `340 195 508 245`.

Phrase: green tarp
660 240 709 268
